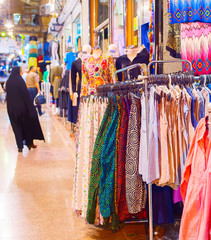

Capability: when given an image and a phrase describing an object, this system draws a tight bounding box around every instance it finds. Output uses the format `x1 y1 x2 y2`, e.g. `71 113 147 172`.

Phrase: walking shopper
26 66 45 116
6 66 45 152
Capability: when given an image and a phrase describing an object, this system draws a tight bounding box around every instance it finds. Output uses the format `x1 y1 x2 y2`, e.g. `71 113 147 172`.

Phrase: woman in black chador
6 66 45 152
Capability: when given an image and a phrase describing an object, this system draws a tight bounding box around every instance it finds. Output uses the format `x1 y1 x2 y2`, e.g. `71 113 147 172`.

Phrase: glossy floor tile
0 103 148 240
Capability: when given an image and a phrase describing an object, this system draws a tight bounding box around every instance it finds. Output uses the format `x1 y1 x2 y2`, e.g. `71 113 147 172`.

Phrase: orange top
179 117 211 240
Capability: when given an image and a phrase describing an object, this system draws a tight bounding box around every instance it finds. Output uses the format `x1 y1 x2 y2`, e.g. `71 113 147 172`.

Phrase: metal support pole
144 77 153 240
113 63 148 83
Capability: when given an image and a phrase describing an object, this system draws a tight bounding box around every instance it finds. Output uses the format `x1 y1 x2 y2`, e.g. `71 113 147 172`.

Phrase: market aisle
0 103 148 240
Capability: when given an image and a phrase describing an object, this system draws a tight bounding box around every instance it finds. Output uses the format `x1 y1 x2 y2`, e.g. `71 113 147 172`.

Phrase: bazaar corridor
0 104 149 240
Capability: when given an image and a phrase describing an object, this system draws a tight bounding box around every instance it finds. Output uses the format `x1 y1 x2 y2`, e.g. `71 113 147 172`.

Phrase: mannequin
92 45 102 59
81 45 114 96
68 44 92 130
116 44 149 81
126 45 145 62
43 65 50 83
108 44 117 55
52 40 59 62
108 44 119 63
65 46 76 70
51 62 63 115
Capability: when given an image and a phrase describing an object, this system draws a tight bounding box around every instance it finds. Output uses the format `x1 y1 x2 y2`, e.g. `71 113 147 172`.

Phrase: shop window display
97 0 109 25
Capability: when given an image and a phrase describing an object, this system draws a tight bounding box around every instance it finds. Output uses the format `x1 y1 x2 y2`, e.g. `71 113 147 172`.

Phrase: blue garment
38 43 42 49
169 0 211 24
141 23 150 53
197 90 205 120
99 96 118 218
43 42 50 61
208 84 211 102
65 52 76 70
186 88 198 128
150 184 174 225
67 97 77 124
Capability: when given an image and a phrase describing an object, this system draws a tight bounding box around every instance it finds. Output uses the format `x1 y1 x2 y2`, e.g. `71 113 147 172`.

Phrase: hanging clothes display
28 38 38 68
148 0 154 62
168 0 211 24
65 51 76 71
181 22 211 75
72 97 108 218
72 70 211 232
179 117 211 240
43 42 51 62
58 70 70 109
50 65 63 99
73 52 115 221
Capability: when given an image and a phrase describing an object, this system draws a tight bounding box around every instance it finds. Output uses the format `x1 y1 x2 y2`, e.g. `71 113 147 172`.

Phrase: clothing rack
111 63 153 239
110 60 197 240
147 59 193 240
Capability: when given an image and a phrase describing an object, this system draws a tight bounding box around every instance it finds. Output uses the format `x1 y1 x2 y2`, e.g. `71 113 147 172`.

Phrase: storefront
90 0 151 55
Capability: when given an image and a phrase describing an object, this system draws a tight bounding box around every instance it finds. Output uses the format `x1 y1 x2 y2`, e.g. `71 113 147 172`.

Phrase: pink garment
173 187 182 203
179 117 211 240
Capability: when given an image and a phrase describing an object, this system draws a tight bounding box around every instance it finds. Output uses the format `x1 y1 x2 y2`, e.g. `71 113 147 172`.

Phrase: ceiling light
1 32 6 37
5 22 14 29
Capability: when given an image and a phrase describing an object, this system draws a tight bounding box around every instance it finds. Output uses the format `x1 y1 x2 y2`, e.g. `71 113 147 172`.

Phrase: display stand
113 59 193 240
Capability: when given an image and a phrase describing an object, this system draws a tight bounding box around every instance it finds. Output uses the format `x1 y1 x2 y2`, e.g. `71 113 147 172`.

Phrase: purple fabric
173 187 183 203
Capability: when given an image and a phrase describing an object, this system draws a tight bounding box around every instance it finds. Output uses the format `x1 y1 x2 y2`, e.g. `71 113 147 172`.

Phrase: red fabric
117 97 147 222
37 56 43 70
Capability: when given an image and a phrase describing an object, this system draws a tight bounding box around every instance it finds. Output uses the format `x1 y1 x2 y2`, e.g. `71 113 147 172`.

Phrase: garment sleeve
116 56 123 82
71 62 77 93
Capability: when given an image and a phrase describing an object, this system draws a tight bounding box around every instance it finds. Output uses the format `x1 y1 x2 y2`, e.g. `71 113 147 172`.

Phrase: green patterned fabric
86 96 115 224
99 96 119 218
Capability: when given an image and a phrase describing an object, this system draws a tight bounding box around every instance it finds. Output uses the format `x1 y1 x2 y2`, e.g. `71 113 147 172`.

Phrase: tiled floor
0 103 149 240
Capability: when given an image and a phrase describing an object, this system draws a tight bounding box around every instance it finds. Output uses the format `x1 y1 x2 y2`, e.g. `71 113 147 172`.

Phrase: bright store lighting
25 44 30 51
8 31 13 37
4 22 14 29
1 32 6 37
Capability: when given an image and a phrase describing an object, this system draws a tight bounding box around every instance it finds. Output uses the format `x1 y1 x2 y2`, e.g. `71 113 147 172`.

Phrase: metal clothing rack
147 59 193 240
112 63 153 240
111 59 194 240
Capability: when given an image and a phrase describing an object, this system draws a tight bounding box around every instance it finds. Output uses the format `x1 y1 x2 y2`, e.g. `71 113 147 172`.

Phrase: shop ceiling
0 0 51 36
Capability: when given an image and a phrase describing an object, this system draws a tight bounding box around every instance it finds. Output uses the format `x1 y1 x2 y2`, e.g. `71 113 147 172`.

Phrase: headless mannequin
72 44 92 102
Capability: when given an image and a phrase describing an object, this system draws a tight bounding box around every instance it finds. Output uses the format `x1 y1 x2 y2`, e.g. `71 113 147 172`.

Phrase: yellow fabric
28 57 37 68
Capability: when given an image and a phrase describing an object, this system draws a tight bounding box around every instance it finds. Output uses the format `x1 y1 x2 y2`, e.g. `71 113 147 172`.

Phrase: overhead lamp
5 22 14 29
1 32 6 37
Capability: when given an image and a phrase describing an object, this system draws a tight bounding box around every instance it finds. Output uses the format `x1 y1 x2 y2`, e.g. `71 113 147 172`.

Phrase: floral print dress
81 54 115 96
